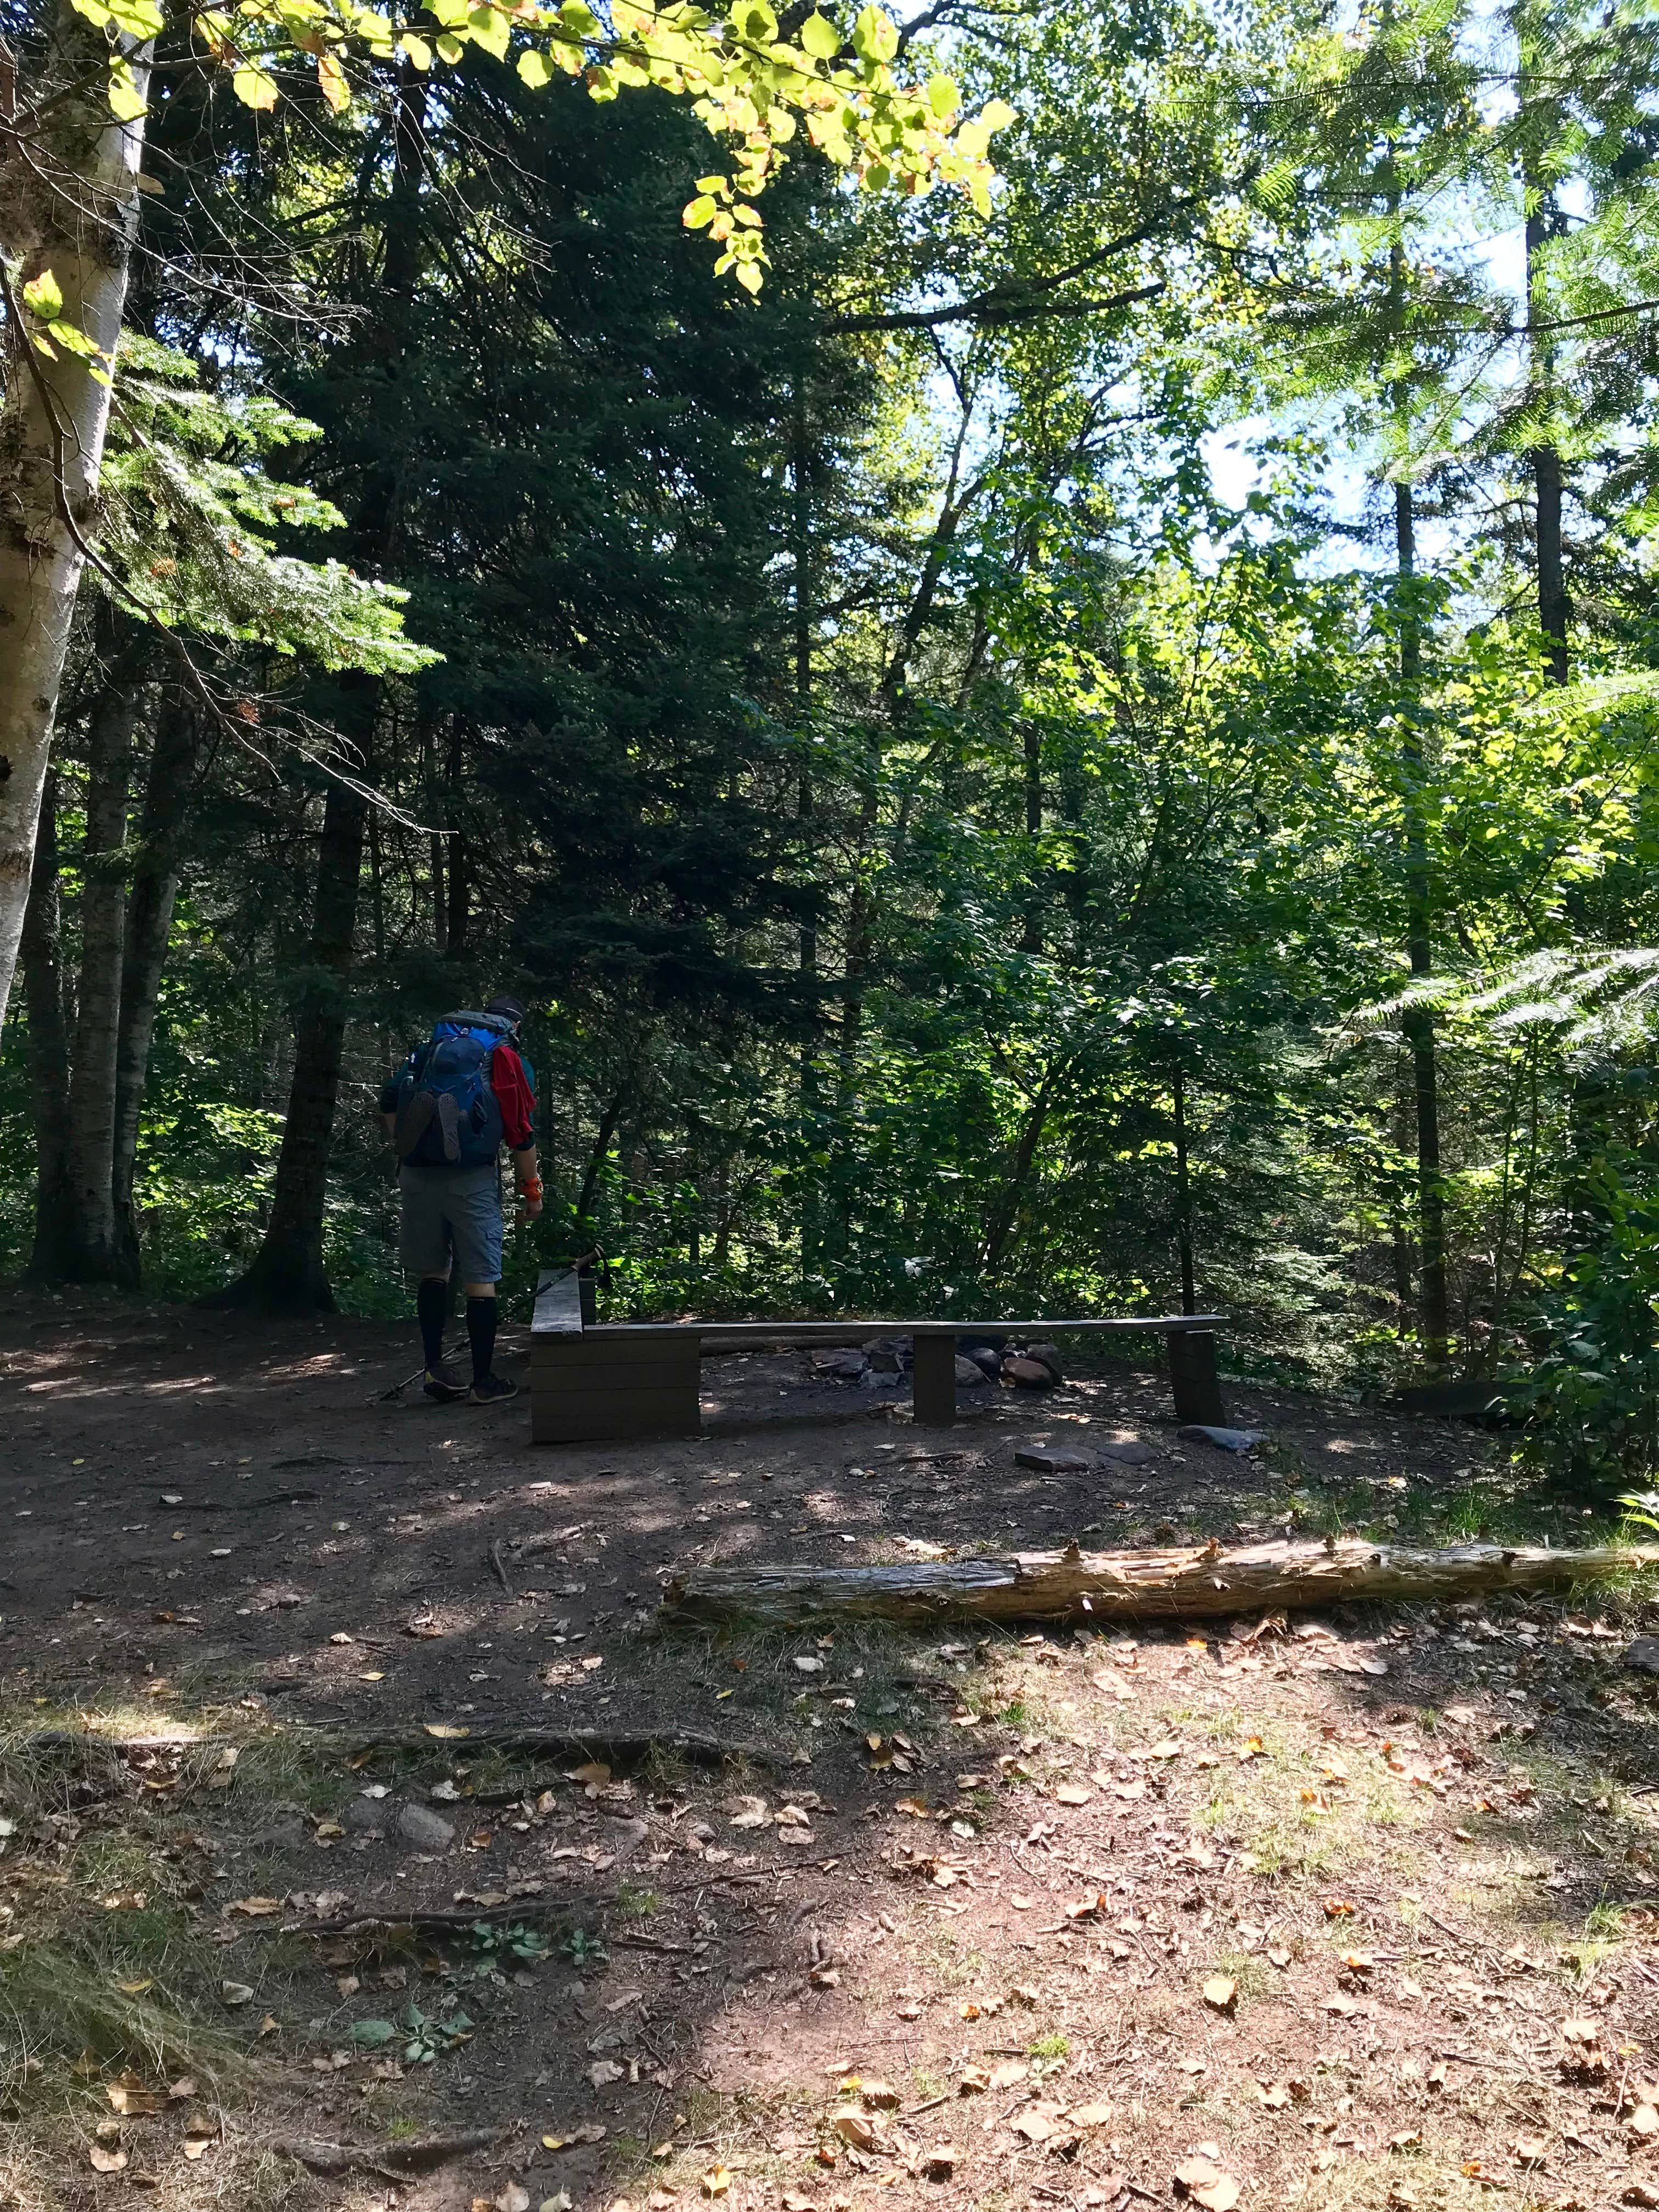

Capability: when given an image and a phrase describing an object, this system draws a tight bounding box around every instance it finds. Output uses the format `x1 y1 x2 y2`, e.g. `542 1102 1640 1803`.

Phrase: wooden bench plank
531 1269 585 1337
574 1314 1224 1344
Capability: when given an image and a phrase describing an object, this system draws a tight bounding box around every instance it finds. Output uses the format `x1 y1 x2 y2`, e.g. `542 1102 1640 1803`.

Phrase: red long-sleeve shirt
492 1044 536 1153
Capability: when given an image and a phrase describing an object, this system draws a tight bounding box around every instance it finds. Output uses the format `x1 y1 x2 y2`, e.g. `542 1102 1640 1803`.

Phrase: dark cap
484 993 526 1025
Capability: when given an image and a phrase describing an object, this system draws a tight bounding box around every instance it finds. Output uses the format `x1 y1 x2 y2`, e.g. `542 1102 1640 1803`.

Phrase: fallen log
661 1537 1659 1628
12 1725 777 1768
345 1726 777 1767
272 1867 768 1937
272 2126 504 2176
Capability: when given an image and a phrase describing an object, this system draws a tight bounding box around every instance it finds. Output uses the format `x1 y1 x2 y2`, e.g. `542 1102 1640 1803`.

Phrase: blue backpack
392 1011 514 1170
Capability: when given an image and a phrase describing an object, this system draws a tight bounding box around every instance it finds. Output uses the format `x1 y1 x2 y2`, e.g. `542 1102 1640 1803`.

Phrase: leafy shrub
1508 1158 1659 1493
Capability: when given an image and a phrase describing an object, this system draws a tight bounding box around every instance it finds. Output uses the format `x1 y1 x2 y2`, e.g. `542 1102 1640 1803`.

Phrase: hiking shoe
467 1373 520 1408
422 1365 467 1403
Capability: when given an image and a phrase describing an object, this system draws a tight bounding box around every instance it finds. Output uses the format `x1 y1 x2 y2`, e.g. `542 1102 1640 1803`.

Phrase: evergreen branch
833 279 1164 334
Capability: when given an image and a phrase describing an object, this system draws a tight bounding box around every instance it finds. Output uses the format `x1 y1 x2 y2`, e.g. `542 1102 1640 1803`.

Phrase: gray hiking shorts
398 1163 503 1285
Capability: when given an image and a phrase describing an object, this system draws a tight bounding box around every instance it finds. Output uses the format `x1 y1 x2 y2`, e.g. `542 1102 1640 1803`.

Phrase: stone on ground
1178 1424 1265 1453
1099 1438 1154 1466
397 1802 456 1850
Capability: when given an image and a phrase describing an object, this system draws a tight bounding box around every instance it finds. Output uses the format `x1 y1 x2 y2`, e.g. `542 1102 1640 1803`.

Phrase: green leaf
925 71 957 117
353 5 394 47
103 0 164 36
47 319 104 359
977 96 1016 131
232 64 279 109
798 9 838 56
517 45 552 84
349 2018 398 2047
731 0 777 40
682 194 719 228
22 271 65 321
108 48 148 113
850 3 895 60
468 3 510 59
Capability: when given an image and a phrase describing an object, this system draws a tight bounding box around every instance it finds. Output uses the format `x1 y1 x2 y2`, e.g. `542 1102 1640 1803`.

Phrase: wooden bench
529 1272 1228 1444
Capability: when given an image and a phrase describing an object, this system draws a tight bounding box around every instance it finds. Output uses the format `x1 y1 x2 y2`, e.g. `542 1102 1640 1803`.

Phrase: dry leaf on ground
105 2074 166 2117
1176 2154 1241 2211
832 2109 881 2149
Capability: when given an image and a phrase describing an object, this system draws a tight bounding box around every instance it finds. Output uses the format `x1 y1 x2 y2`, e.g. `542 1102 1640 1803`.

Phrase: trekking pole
377 1363 427 1403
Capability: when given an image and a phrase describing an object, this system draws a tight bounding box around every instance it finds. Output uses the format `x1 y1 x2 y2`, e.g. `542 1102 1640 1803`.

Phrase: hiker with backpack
380 994 543 1406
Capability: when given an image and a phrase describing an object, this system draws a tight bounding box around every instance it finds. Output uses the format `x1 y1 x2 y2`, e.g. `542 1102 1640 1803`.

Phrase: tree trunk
1525 184 1568 684
1532 442 1568 685
575 1086 627 1240
663 1538 1659 1629
1172 1062 1196 1315
213 59 426 1310
1020 720 1042 953
112 693 202 1278
1395 479 1452 1367
979 1073 1054 1281
20 769 75 1278
422 716 447 953
445 830 469 955
0 8 150 1036
443 715 468 953
61 614 146 1282
207 765 369 1310
792 380 821 1289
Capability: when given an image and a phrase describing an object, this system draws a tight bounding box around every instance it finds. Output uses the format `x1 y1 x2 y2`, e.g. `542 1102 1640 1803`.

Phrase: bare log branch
661 1539 1659 1628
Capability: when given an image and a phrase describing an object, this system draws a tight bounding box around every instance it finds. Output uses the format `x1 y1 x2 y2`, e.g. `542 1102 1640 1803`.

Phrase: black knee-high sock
417 1278 447 1371
466 1295 497 1385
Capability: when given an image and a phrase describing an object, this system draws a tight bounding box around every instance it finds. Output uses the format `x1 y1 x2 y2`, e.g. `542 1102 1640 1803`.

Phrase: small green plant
351 2001 474 2065
561 1926 610 1969
469 1920 550 1965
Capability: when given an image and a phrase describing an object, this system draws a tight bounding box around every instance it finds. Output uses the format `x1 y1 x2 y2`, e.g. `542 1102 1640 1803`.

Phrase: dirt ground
3 1289 1658 2212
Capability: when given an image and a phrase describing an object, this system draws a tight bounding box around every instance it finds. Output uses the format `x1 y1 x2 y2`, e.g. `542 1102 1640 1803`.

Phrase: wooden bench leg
1168 1329 1226 1426
912 1334 957 1426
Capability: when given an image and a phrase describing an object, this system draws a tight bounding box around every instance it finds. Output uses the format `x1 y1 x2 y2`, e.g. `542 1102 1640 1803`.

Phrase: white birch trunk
0 10 149 1035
